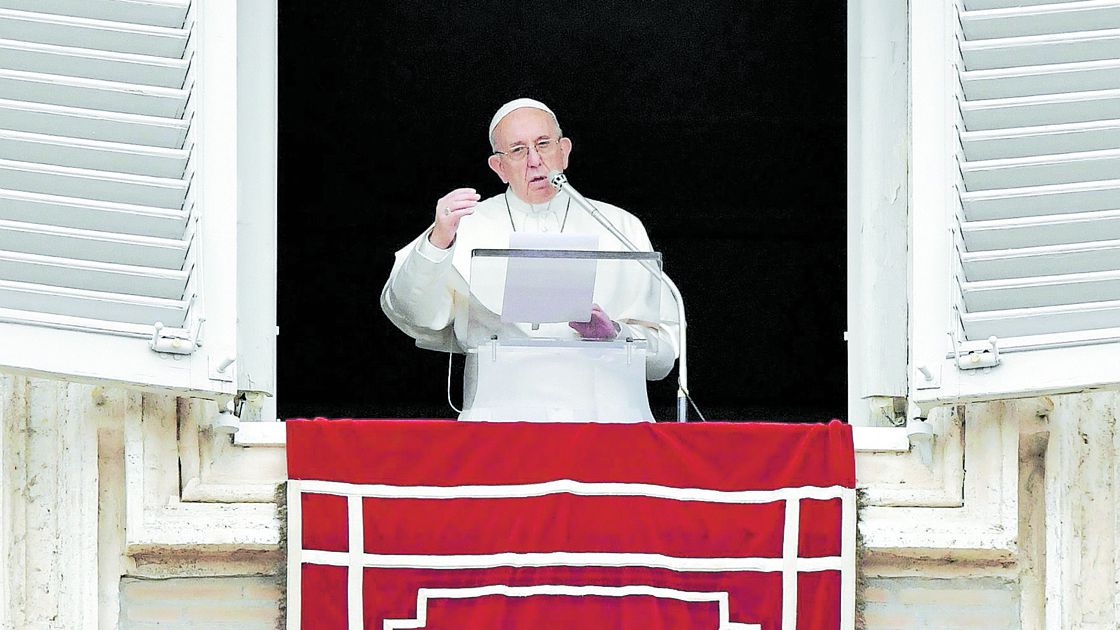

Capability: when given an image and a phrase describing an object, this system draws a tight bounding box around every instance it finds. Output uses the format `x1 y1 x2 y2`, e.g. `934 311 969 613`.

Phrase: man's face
487 108 572 204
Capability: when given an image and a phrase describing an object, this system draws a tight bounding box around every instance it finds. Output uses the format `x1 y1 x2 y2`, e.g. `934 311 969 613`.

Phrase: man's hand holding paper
569 303 620 340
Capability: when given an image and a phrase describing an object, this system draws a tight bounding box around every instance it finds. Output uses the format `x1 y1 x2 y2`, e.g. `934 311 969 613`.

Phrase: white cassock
381 188 680 422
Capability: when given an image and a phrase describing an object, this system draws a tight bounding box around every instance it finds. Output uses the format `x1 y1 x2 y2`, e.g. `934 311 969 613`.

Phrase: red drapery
287 420 855 630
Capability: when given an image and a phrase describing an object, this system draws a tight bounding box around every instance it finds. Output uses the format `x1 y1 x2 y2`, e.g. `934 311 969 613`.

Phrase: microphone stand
548 170 692 422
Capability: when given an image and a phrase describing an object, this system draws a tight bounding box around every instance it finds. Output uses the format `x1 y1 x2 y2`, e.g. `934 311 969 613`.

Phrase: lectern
460 248 664 422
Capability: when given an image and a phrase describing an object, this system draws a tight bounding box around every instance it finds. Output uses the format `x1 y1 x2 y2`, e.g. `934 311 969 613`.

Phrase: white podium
460 248 664 423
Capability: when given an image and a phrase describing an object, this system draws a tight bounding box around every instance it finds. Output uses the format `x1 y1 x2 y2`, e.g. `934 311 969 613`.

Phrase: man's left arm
611 210 681 381
616 287 681 381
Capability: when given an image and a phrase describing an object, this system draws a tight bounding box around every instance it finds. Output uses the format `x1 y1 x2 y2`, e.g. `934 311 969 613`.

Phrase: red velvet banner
286 420 855 630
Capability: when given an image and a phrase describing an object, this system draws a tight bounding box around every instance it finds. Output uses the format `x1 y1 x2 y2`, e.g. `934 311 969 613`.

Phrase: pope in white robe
380 99 680 422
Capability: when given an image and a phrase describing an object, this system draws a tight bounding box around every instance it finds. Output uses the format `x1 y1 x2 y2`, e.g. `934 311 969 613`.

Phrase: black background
277 1 847 422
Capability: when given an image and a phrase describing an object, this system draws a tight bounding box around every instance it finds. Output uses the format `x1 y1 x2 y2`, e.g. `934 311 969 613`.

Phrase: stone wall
119 577 280 630
863 577 1020 629
1 373 1118 628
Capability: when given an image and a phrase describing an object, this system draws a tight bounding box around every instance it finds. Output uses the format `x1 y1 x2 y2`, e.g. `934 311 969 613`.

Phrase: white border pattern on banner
286 479 857 630
382 585 763 630
301 550 841 573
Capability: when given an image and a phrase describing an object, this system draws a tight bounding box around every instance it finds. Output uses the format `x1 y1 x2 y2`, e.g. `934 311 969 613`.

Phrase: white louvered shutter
0 0 275 399
910 0 1120 411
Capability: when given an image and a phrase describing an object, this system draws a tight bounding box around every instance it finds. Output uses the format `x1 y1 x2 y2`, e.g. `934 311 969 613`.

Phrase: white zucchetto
488 98 559 144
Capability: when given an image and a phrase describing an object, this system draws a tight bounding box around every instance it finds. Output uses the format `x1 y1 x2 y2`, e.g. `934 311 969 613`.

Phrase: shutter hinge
869 396 907 427
955 335 999 370
150 318 204 355
208 392 266 434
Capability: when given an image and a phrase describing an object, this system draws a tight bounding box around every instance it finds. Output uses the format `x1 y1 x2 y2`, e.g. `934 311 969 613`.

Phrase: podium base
462 341 653 423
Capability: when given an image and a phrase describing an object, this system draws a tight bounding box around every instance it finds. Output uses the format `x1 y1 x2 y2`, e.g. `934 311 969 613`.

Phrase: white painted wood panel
952 0 1120 344
965 0 1088 9
961 28 1120 70
961 120 1120 160
846 0 910 423
0 250 188 298
0 0 189 29
961 179 1120 219
0 37 188 87
0 8 188 58
962 299 1120 339
0 278 188 326
0 0 259 398
960 148 1120 190
962 269 1120 311
0 189 187 238
0 0 198 335
0 158 188 208
962 88 1120 129
0 68 188 117
961 239 1120 280
961 59 1120 100
962 208 1120 250
0 99 188 147
0 218 189 268
961 1 1120 41
0 128 187 177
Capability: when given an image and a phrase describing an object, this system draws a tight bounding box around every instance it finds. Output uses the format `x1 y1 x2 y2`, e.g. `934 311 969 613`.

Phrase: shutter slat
0 218 188 269
961 178 1120 220
961 59 1120 100
961 148 1120 190
0 128 187 177
0 188 187 238
962 1 1120 40
961 298 1120 339
0 9 187 58
0 68 187 117
0 0 189 29
0 277 187 326
964 0 1090 10
0 38 188 88
962 208 1120 250
961 119 1120 160
961 28 1120 70
962 88 1120 130
961 239 1120 281
0 249 187 298
0 305 151 335
0 98 187 148
962 269 1120 311
0 158 187 208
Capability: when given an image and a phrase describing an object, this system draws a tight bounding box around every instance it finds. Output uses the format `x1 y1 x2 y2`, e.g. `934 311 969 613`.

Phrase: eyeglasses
493 137 562 162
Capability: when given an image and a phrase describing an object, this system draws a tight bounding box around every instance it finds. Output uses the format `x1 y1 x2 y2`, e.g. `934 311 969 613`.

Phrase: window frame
846 0 910 426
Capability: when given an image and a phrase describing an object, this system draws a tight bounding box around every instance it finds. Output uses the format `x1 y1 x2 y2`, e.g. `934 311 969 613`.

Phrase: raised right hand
429 188 480 249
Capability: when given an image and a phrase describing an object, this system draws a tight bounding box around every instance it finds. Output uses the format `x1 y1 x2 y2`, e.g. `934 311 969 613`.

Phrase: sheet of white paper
501 232 599 324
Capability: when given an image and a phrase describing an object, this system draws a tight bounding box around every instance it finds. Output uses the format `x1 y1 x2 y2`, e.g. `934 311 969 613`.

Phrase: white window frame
233 0 278 411
847 0 910 426
0 0 276 403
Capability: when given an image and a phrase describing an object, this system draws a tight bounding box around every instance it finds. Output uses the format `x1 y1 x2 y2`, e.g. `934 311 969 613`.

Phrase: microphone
547 170 628 243
548 170 696 423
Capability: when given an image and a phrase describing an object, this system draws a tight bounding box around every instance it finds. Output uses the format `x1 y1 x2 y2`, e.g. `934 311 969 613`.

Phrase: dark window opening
278 2 847 422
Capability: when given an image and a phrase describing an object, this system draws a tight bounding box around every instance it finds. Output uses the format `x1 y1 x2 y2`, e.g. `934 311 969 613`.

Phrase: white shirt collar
504 187 568 214
504 188 569 232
